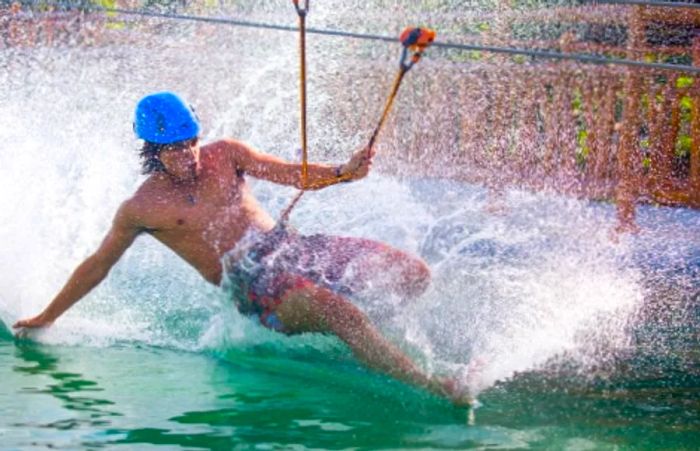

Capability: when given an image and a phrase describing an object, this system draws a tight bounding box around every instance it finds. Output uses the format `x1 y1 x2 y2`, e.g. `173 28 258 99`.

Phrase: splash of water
0 3 651 394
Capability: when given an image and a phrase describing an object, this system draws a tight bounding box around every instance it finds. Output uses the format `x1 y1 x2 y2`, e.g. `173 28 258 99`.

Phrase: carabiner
292 0 309 16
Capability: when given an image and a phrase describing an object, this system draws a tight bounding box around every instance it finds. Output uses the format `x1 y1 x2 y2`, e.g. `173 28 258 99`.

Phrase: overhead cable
54 4 700 74
587 0 700 9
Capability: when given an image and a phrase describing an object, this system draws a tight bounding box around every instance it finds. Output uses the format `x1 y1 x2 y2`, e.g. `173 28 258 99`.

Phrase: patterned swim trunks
222 225 389 332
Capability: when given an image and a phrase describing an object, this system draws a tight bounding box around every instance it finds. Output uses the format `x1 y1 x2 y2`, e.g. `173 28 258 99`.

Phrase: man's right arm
222 139 375 190
13 201 142 329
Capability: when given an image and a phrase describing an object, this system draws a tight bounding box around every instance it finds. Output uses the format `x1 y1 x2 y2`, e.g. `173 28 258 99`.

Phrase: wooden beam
691 36 700 205
615 6 644 233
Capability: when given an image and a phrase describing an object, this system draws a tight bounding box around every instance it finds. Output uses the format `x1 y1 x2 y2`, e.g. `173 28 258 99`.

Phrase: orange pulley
398 27 437 69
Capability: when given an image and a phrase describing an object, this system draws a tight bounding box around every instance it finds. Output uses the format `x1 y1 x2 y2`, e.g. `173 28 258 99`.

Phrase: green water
1 5 699 447
2 317 699 450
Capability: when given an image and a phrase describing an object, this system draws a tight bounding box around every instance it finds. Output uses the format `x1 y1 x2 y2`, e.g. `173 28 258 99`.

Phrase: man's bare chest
145 176 244 234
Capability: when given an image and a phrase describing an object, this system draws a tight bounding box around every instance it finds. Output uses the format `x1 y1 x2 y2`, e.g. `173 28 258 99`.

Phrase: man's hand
13 313 53 330
339 145 376 181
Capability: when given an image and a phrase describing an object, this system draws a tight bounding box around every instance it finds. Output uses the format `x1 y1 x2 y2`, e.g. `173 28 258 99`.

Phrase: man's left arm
12 201 142 330
223 139 374 190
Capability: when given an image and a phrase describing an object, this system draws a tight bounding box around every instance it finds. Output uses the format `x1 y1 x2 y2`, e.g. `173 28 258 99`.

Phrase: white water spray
0 3 646 394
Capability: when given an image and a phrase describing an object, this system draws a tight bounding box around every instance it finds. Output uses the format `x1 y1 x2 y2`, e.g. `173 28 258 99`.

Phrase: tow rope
279 0 435 223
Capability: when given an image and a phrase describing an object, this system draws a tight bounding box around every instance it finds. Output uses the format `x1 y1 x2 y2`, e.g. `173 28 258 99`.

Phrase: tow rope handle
278 24 436 223
295 26 436 190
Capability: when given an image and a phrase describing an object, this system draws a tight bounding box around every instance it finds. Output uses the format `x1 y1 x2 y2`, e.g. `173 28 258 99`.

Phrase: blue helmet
133 92 201 144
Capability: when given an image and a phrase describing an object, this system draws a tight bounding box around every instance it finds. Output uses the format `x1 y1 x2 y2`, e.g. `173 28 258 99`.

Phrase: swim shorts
222 225 388 332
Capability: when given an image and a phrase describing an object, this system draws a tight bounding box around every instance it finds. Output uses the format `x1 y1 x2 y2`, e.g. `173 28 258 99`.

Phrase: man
13 92 468 405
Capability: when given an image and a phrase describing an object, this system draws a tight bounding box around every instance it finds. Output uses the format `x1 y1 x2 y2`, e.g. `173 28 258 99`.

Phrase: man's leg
360 243 431 300
272 278 468 405
312 236 431 300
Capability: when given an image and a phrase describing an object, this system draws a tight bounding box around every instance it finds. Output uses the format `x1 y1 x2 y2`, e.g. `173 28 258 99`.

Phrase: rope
588 0 700 9
367 70 406 151
49 3 700 74
278 0 310 225
277 27 435 223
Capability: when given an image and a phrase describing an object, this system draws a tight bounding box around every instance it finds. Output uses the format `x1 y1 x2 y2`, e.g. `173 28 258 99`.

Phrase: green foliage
677 77 694 89
444 49 482 63
572 89 583 113
676 135 692 158
477 22 490 32
680 96 693 112
680 96 693 124
577 129 588 149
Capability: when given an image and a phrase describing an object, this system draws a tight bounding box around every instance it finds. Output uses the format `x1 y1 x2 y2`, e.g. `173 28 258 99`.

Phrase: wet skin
12 138 469 405
135 140 278 284
15 137 379 322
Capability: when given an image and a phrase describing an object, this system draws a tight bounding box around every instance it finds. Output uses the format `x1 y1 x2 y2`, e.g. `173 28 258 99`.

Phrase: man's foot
432 376 474 407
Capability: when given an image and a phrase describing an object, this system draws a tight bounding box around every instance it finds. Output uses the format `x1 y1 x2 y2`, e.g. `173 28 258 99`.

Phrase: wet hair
139 141 167 174
138 137 197 175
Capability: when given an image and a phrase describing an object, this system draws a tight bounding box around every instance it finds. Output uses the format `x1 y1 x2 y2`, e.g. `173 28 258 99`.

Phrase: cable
431 42 699 73
586 0 700 10
54 3 700 74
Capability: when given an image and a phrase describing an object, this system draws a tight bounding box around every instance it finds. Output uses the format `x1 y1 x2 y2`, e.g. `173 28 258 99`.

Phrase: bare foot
432 376 475 407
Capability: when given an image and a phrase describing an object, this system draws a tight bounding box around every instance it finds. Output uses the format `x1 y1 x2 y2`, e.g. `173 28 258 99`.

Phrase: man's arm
13 201 141 329
223 139 375 190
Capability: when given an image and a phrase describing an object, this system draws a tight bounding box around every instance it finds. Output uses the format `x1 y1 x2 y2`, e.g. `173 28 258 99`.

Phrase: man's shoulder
201 138 246 155
124 177 166 213
131 174 161 195
200 139 251 168
111 179 168 230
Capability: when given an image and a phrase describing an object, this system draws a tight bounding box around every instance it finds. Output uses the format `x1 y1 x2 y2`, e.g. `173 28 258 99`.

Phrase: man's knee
399 257 431 299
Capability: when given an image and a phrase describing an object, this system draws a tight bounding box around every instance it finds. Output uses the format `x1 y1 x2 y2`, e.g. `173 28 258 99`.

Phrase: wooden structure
498 4 700 225
511 4 700 223
331 4 699 232
0 2 104 48
2 2 698 231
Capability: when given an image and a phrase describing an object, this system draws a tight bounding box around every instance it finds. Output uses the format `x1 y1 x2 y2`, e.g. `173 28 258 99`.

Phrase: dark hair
138 137 198 175
139 141 168 174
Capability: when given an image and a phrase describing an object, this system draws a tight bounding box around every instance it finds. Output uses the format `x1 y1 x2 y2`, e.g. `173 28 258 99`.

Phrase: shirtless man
13 91 467 405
